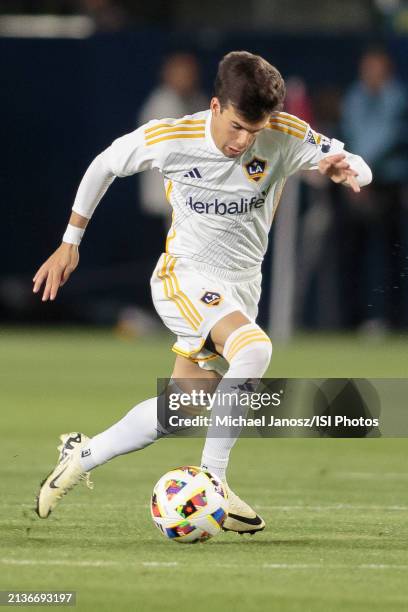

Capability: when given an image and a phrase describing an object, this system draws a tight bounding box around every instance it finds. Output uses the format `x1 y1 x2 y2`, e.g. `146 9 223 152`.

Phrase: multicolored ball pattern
150 466 228 543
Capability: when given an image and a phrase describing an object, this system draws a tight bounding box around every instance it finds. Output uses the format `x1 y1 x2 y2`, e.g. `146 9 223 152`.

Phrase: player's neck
209 114 225 156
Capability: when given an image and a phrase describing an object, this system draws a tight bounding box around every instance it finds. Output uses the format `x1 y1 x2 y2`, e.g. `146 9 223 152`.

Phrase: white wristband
62 224 85 246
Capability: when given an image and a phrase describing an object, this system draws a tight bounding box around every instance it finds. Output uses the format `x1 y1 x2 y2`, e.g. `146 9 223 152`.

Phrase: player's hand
33 243 79 301
318 153 361 193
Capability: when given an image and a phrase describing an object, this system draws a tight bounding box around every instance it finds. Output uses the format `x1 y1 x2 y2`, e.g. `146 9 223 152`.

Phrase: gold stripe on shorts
157 255 203 331
158 255 199 330
167 256 203 325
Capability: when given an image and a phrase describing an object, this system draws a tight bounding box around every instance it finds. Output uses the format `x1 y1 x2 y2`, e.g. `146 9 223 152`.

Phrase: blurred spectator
79 0 128 32
285 76 315 126
341 48 408 330
293 80 342 329
137 53 208 227
271 76 316 339
271 77 342 338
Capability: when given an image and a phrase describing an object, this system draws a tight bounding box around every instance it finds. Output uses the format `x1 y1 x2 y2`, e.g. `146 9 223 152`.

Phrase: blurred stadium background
1 2 408 611
1 0 408 338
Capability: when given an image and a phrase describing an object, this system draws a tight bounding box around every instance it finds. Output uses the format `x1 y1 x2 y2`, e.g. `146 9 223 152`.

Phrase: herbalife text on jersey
186 195 265 215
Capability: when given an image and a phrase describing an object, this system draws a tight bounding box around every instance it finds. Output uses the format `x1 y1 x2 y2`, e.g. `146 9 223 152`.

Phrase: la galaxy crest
200 291 222 306
244 157 267 183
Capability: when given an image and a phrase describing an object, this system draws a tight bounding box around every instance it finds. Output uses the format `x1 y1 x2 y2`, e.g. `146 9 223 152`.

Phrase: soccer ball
150 466 228 543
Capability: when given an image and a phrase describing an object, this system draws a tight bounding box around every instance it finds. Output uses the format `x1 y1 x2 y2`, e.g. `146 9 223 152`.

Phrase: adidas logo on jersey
183 168 202 179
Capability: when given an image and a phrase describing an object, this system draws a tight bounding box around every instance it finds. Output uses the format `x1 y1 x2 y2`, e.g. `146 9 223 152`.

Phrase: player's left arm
303 135 372 192
317 151 372 193
278 119 372 192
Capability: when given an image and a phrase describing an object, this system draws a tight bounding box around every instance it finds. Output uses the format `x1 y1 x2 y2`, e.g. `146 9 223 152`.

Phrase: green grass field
1 328 408 611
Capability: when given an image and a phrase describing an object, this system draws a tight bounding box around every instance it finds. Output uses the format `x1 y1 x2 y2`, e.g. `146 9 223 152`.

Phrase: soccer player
33 51 372 533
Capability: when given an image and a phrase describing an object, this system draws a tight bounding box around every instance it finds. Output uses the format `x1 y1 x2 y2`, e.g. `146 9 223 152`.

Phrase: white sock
200 323 272 481
79 396 162 471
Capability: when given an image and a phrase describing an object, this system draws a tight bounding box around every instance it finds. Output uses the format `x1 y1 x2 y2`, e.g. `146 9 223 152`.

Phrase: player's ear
210 97 221 115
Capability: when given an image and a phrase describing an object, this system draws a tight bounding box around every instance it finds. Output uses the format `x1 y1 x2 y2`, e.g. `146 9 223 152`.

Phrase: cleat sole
222 525 265 535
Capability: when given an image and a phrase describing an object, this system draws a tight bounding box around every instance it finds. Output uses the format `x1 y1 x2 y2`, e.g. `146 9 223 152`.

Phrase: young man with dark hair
33 51 372 533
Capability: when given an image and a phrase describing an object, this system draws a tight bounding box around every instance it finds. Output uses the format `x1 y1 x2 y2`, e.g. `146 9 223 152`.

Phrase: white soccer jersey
72 109 371 278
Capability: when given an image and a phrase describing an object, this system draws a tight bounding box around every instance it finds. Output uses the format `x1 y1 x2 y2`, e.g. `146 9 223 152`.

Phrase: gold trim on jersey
157 254 203 331
268 112 307 140
226 329 270 362
165 213 176 253
165 180 173 202
269 117 307 134
271 112 308 130
267 124 305 140
164 182 176 253
146 126 205 140
146 132 206 146
145 119 205 135
271 178 287 222
145 119 205 146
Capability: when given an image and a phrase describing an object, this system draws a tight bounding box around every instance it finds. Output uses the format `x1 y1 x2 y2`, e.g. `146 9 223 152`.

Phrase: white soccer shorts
150 253 262 375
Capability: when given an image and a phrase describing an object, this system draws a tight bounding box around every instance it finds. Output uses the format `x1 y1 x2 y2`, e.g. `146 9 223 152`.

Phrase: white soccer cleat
36 432 93 519
222 484 265 534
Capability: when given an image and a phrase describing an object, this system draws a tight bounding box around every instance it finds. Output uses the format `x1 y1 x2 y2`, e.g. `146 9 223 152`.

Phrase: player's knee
223 323 272 375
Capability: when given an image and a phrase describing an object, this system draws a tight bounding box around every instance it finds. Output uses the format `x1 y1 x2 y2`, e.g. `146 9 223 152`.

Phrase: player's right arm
33 211 87 301
33 122 167 301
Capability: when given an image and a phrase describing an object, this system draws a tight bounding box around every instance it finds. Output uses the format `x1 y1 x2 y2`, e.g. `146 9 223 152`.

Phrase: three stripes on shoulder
267 112 308 140
145 119 205 146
